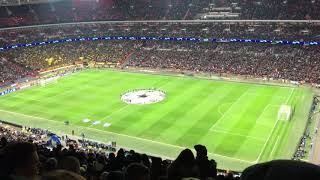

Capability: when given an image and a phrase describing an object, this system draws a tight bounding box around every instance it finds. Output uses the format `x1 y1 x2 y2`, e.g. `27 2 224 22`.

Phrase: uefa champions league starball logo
121 89 166 105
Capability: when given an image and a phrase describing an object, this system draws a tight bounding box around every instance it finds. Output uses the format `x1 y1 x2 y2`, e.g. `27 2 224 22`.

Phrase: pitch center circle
121 89 166 105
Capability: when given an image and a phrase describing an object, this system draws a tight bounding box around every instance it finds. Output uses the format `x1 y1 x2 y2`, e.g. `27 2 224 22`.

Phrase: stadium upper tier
1 21 320 47
0 21 320 87
0 0 320 27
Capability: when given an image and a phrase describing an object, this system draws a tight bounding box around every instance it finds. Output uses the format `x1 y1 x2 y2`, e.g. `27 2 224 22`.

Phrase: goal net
39 76 59 87
278 105 292 121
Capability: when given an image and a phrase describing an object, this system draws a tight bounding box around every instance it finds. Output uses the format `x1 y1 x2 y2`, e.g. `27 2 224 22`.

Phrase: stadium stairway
119 49 138 68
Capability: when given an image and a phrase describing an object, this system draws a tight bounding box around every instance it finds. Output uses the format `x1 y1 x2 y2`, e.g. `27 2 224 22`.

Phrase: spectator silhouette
241 160 320 180
102 171 124 180
107 152 122 171
125 163 150 180
167 149 200 180
42 169 85 180
43 158 58 173
0 142 40 180
57 156 80 174
194 144 217 179
0 137 8 148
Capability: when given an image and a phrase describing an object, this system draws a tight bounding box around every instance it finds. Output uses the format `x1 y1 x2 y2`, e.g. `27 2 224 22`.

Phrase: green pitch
0 69 313 171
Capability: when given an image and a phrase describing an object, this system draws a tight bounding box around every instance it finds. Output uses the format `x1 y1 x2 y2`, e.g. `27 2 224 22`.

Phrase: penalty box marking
210 88 294 162
210 88 250 130
254 88 295 163
210 128 266 142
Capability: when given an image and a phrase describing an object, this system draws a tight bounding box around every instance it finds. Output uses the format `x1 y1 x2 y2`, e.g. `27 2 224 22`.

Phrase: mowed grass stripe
152 82 227 144
97 77 181 133
72 74 166 128
136 80 209 139
2 71 139 122
211 87 264 158
92 76 184 133
118 78 179 135
257 88 298 162
234 94 284 159
118 78 200 131
0 69 311 167
65 72 161 122
224 88 280 160
172 85 249 147
155 83 231 143
213 87 290 160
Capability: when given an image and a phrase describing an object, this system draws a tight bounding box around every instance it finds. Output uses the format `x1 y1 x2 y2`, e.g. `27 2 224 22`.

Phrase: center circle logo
121 89 166 105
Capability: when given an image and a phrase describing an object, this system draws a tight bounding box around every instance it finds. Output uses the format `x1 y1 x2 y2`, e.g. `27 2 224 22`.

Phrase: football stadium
0 0 320 179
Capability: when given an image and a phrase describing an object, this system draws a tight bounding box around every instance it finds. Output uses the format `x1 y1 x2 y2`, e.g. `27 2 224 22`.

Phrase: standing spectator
194 144 217 179
167 149 200 180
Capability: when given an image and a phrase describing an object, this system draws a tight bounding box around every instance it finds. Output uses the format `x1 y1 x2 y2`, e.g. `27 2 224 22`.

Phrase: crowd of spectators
0 21 320 86
0 0 190 27
293 97 320 160
293 134 309 160
127 42 320 84
0 57 32 87
77 139 116 153
0 124 47 146
0 123 222 180
1 122 320 180
0 22 320 86
1 0 320 27
239 0 320 20
2 41 136 70
1 2 320 180
1 22 320 48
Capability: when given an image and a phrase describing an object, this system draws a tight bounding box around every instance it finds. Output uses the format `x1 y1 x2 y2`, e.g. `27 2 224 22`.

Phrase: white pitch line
217 102 235 116
285 88 295 105
254 117 279 163
10 77 91 102
254 88 295 163
255 104 279 125
210 129 265 142
101 104 130 120
0 109 253 163
269 136 280 159
210 88 249 130
99 76 170 122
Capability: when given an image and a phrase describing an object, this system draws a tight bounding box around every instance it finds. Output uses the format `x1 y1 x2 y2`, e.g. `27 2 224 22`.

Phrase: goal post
278 105 292 121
